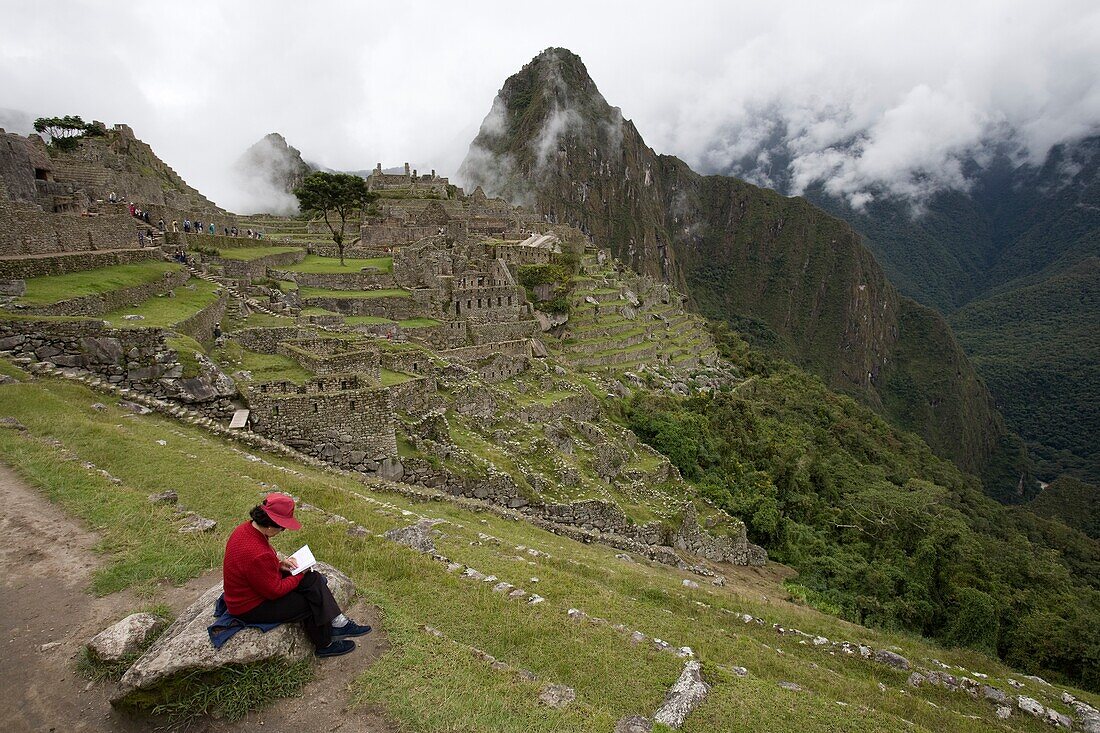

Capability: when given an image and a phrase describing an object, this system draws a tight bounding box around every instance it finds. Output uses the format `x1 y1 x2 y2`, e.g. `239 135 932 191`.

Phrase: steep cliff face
460 47 1032 500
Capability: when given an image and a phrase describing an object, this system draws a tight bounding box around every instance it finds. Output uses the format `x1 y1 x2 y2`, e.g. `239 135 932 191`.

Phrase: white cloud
0 0 1096 210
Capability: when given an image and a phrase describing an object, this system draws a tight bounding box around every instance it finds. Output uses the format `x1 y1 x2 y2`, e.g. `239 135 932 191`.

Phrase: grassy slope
101 278 221 328
18 262 184 305
212 246 302 261
282 255 394 274
0 368 1094 731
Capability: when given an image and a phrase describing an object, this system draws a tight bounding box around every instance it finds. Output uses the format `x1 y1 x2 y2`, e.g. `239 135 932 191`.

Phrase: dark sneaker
332 621 372 639
316 639 356 658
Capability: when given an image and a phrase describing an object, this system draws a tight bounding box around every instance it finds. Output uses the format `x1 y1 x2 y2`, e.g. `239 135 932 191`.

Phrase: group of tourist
168 219 264 240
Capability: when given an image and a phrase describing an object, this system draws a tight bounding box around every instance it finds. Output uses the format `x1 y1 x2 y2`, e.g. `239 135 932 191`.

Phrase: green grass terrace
101 278 222 329
14 261 185 306
203 246 303 261
281 255 393 274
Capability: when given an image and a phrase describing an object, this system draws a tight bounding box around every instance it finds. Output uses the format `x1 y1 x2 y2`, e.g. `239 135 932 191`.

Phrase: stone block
112 563 353 708
86 613 166 663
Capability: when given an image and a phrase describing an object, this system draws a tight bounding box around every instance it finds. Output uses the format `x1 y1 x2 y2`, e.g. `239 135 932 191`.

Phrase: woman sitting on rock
222 493 371 658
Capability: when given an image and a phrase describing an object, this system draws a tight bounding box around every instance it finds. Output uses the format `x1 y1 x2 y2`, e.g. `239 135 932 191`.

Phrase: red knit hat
262 493 302 530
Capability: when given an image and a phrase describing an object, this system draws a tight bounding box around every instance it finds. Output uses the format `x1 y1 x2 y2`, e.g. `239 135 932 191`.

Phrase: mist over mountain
461 47 1034 502
231 132 314 215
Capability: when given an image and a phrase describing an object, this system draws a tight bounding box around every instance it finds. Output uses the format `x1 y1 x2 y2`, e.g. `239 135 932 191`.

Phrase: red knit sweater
222 521 303 615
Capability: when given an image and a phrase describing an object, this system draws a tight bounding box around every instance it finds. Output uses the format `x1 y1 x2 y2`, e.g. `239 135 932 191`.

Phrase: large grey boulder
383 518 444 554
653 661 710 728
872 649 910 670
86 613 166 663
1073 699 1100 733
111 563 353 708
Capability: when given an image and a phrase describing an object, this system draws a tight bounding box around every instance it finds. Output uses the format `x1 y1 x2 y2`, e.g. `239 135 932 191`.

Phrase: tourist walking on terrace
209 222 215 235
221 494 371 658
171 220 178 233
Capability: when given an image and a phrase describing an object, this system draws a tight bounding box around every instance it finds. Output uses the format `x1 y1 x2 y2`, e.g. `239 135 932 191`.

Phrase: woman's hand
279 556 299 573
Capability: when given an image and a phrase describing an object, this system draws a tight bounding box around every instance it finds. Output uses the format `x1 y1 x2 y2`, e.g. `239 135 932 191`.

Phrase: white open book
287 545 317 576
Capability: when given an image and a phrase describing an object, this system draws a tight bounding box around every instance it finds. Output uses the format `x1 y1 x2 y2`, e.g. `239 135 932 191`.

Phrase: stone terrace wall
0 318 174 382
512 393 600 425
359 224 437 246
301 293 426 321
14 267 189 317
471 352 530 383
164 232 263 250
378 348 437 377
0 247 158 279
244 382 397 472
231 326 317 353
174 289 228 344
0 199 141 256
469 320 537 345
406 320 467 350
439 339 530 362
387 375 441 414
276 341 380 378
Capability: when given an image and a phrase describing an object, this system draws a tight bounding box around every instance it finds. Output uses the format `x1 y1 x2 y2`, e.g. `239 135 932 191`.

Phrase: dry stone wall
302 292 427 321
244 379 398 472
387 375 441 414
360 224 438 246
405 320 467 350
0 199 141 256
276 339 380 378
0 317 233 418
378 348 437 377
439 339 530 362
469 320 537 345
230 326 317 353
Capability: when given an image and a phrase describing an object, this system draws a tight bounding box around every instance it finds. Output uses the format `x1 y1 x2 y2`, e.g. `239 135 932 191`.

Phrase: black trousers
238 570 342 649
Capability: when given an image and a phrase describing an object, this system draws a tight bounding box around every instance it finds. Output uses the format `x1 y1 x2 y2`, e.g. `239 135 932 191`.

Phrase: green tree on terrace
293 172 377 266
33 115 103 151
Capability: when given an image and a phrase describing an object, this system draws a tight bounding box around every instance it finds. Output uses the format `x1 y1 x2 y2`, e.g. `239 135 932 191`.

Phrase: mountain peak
459 48 624 206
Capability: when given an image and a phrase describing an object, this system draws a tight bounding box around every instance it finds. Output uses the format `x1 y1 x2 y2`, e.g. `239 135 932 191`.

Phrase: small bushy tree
33 115 101 151
293 172 376 265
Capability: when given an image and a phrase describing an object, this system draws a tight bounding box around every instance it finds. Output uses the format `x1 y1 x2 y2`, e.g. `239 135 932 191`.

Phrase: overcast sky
2 0 1098 211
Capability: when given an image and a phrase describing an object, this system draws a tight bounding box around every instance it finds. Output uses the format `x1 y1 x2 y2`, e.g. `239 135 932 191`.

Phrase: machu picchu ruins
0 121 764 570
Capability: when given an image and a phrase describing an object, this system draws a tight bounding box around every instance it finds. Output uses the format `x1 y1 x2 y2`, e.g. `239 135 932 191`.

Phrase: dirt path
0 462 398 733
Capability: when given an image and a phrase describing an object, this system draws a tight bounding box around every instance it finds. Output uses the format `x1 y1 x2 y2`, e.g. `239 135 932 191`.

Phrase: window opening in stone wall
272 405 279 417
350 400 357 410
34 168 49 180
313 403 318 413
